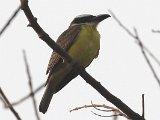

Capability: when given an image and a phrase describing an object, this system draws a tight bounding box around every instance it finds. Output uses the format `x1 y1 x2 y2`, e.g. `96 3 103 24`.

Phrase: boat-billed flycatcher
39 14 111 114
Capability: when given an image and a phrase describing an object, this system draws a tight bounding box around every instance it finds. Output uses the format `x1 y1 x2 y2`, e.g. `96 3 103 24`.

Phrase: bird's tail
39 63 72 114
39 84 54 114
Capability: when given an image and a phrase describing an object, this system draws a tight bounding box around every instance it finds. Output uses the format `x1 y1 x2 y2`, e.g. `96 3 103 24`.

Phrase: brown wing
46 25 81 75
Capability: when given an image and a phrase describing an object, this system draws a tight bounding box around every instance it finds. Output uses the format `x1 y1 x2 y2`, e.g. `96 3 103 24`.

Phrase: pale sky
0 0 160 120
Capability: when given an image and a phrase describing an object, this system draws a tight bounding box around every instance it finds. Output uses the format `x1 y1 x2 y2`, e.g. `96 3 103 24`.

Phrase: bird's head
70 14 111 27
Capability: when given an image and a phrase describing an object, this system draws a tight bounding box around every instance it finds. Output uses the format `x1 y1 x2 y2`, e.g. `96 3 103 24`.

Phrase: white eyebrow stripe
76 14 92 18
69 22 96 27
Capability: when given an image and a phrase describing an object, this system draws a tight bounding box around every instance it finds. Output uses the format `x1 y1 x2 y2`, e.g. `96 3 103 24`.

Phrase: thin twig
113 112 118 120
70 103 129 119
92 105 114 112
152 29 160 33
0 93 8 107
109 10 160 88
19 1 144 119
91 110 122 118
0 5 21 37
91 101 115 112
134 28 160 87
23 50 40 120
0 87 21 120
11 83 45 106
144 47 160 67
108 10 160 67
142 94 145 118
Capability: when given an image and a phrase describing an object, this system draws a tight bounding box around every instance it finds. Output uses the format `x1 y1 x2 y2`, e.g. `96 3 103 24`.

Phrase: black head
70 14 111 26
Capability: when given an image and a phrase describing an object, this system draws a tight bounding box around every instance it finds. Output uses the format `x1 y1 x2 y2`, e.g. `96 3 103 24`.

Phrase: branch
23 50 40 120
19 0 144 119
11 83 45 106
152 29 160 33
109 10 160 88
91 111 122 118
70 102 129 119
108 10 160 67
142 94 145 119
134 28 160 87
113 112 118 120
0 5 21 37
0 87 21 120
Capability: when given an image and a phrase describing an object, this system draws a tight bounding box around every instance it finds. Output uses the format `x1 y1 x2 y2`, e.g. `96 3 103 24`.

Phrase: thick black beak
93 14 111 23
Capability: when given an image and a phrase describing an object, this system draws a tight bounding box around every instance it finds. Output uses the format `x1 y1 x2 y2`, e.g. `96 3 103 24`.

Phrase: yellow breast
68 24 100 67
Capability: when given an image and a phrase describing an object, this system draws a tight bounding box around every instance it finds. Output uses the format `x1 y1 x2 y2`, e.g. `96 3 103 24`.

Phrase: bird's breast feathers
67 25 100 67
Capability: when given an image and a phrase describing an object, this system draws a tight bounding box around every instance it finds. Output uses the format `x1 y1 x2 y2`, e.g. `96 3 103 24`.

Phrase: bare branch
152 29 160 33
142 94 145 119
0 5 21 37
108 10 160 67
70 103 129 119
11 83 45 106
144 46 160 67
113 112 119 120
0 87 21 120
91 110 122 118
0 93 8 107
109 10 160 88
90 101 117 113
23 50 40 120
19 1 144 119
134 28 160 87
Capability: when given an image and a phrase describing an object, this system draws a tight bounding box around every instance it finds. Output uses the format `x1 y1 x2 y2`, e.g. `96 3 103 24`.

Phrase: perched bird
39 14 111 114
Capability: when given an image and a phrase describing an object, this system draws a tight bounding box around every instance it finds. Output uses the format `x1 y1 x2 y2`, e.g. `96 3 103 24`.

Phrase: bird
39 14 111 114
